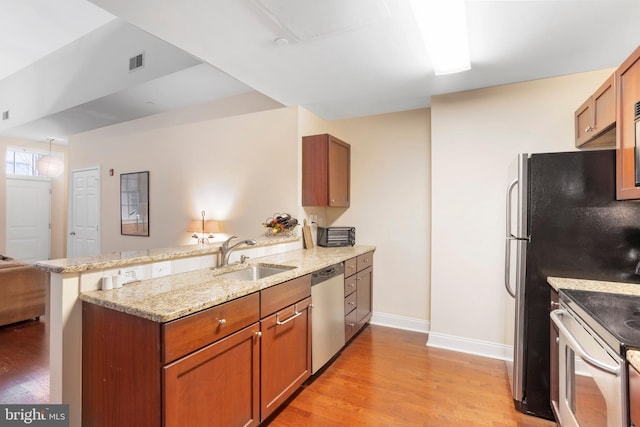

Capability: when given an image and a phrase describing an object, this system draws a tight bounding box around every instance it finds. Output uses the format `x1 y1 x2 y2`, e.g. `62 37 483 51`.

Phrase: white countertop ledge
35 235 299 274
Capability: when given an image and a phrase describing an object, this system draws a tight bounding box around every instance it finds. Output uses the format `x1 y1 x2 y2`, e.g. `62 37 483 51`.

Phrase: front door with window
6 177 51 262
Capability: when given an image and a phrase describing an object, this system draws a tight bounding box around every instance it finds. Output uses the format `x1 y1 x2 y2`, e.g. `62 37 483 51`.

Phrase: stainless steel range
551 289 640 427
562 289 640 355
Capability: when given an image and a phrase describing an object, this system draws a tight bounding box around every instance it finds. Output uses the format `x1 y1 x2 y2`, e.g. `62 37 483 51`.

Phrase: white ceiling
2 0 640 143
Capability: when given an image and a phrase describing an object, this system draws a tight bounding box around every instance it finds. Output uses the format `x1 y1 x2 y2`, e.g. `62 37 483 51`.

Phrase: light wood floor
269 325 556 427
0 320 556 426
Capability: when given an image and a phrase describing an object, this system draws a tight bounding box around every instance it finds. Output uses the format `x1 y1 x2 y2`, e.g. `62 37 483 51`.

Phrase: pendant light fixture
36 138 64 178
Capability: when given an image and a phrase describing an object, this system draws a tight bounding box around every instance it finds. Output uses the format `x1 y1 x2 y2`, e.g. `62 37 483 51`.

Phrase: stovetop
560 289 640 356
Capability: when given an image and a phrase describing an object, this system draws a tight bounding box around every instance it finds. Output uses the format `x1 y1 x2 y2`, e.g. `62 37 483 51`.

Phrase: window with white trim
5 148 47 176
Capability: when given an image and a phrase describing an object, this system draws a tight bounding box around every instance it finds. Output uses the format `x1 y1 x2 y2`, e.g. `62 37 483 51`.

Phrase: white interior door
6 177 51 262
68 168 100 257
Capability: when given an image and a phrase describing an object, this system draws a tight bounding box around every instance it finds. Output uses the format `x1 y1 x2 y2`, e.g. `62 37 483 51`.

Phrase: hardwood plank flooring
0 319 49 404
269 325 556 427
0 319 556 426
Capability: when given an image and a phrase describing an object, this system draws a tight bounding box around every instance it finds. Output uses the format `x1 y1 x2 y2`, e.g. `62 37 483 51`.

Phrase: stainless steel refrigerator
504 149 640 420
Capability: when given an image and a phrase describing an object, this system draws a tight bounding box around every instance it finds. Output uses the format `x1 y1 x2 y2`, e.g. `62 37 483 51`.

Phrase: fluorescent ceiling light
410 0 471 75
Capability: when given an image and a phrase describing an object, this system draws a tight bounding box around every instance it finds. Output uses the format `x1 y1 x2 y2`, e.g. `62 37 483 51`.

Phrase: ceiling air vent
129 53 144 72
2 110 8 121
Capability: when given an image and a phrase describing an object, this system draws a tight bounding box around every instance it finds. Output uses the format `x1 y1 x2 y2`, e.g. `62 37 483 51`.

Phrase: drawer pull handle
276 305 303 325
218 318 227 326
348 301 356 306
255 331 262 338
348 283 355 288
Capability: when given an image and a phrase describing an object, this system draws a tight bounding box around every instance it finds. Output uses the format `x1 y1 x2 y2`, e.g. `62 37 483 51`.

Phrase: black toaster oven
317 226 355 247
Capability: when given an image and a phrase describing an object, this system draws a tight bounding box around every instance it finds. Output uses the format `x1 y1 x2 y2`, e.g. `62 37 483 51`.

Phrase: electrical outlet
152 261 172 278
121 266 143 284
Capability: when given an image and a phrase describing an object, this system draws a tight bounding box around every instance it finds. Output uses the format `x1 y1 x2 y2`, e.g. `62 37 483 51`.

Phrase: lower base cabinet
83 275 312 427
260 297 312 421
163 324 260 427
550 289 560 422
345 252 374 342
630 363 640 426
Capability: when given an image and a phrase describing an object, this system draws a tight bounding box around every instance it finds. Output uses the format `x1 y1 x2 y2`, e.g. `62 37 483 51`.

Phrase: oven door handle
550 309 621 376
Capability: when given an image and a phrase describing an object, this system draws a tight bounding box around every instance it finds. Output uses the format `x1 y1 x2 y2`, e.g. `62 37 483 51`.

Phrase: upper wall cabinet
575 73 616 148
616 45 640 200
302 134 350 207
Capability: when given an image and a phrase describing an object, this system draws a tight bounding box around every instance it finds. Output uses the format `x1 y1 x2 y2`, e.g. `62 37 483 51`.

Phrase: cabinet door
630 363 640 427
575 97 593 147
356 266 372 328
550 289 560 422
592 74 615 135
163 324 260 427
260 297 312 422
616 45 640 200
328 136 350 207
302 134 350 207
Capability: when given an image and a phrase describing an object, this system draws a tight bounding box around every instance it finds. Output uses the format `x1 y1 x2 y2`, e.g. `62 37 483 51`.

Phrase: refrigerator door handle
506 179 518 239
504 179 518 298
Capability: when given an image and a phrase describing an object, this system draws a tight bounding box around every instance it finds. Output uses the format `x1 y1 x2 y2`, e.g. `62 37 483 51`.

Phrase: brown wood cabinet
83 275 312 427
259 275 311 422
164 324 260 427
344 252 373 342
302 134 350 207
575 73 616 148
549 288 560 423
260 296 311 421
630 362 640 426
616 45 640 200
83 292 261 427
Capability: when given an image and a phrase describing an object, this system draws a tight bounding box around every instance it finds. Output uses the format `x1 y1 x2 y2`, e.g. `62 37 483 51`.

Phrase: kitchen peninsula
35 237 374 427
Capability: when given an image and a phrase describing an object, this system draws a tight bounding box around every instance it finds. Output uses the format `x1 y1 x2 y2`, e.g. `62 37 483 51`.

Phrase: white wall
70 104 299 252
297 107 432 328
330 110 431 325
429 68 615 354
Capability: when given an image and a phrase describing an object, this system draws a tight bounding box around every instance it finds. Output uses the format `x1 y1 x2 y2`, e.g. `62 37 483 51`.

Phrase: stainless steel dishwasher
311 262 345 374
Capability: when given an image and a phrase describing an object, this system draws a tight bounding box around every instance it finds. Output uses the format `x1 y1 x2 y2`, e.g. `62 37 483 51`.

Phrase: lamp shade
36 155 64 178
188 220 220 234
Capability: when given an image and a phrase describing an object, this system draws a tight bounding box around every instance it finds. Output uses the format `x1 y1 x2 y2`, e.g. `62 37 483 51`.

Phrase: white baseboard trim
370 312 429 334
370 316 592 377
426 331 512 361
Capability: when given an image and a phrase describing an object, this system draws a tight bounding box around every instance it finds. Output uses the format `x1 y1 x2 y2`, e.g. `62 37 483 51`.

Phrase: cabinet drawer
261 274 311 318
162 292 260 364
357 252 373 271
344 291 357 315
344 257 357 277
344 275 357 297
345 309 358 342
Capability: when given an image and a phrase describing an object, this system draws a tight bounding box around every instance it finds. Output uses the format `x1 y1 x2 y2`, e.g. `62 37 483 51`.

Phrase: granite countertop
629 350 640 371
35 235 298 274
80 245 375 323
548 276 640 370
547 277 640 297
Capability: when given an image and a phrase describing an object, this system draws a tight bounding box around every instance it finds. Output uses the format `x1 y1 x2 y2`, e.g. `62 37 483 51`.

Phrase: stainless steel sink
215 264 295 281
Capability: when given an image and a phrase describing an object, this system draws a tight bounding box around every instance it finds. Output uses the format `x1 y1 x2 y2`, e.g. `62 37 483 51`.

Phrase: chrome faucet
220 236 257 266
